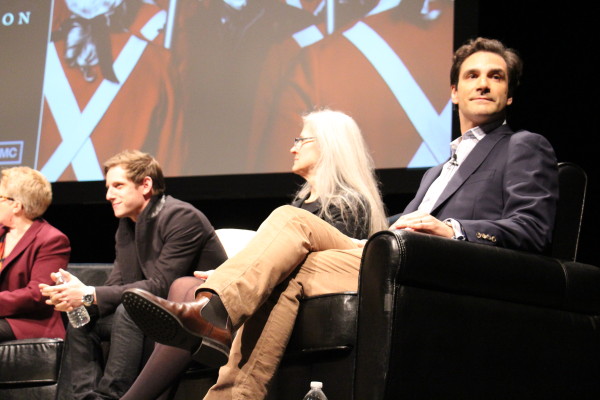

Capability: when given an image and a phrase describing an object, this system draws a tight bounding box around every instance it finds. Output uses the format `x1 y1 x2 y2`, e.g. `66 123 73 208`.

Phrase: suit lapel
133 195 164 277
431 126 511 213
1 219 44 273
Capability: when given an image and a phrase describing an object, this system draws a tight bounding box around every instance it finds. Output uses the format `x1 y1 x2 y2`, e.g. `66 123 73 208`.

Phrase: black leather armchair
355 229 600 399
0 338 64 399
349 161 596 399
550 162 587 261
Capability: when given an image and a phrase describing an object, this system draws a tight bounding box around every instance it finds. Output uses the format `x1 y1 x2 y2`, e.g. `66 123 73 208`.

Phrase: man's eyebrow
461 67 480 76
462 67 506 76
488 68 507 76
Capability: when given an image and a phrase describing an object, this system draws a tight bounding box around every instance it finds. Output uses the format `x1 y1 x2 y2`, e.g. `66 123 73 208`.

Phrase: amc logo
0 141 24 165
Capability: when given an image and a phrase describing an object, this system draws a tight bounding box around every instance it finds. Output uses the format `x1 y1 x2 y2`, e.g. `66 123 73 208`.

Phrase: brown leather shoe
122 288 232 368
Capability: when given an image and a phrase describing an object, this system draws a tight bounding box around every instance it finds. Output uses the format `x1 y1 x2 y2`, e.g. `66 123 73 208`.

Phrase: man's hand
389 211 454 238
39 269 87 312
193 270 215 280
351 238 368 248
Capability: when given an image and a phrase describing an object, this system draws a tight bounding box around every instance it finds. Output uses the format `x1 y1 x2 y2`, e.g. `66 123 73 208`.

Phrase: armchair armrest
354 230 600 399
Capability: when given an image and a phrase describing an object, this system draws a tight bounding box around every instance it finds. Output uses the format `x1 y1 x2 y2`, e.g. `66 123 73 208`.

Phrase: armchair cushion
287 292 357 354
0 338 64 386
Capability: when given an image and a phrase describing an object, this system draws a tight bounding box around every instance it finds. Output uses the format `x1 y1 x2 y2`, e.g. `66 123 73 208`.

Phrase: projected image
36 0 179 182
1 0 454 181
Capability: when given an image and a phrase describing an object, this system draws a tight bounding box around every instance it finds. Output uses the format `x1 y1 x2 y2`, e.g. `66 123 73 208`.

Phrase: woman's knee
267 205 313 225
270 205 297 218
168 276 203 301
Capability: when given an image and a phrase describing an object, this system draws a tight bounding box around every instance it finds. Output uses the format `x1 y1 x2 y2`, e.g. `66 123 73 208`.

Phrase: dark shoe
122 288 232 368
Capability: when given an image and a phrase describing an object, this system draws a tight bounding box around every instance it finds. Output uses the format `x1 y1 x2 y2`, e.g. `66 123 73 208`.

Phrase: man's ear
141 176 154 197
451 85 459 105
507 96 513 106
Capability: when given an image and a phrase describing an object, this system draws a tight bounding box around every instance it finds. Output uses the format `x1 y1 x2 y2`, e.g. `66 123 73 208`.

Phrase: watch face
83 294 94 306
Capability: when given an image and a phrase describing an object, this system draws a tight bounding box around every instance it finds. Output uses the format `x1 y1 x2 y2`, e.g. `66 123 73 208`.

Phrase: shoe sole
122 291 229 368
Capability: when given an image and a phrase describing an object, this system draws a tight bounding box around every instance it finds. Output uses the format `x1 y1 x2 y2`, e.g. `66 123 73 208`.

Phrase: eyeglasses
293 137 316 148
0 195 14 202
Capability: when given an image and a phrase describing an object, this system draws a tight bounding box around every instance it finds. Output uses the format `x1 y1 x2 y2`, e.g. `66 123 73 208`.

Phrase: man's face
105 165 151 221
451 51 513 132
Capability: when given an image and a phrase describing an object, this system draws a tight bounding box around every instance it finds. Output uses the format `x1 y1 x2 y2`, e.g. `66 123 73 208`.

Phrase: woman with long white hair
290 109 387 237
119 108 386 399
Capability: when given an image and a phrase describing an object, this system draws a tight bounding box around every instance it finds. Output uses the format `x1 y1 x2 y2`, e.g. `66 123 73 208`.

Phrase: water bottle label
68 306 91 328
56 272 91 328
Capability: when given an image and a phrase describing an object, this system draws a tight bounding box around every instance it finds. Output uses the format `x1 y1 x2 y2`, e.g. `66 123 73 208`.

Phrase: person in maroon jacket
0 166 70 342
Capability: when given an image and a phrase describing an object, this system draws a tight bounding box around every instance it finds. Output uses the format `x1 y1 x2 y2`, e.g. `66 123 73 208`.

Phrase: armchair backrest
551 162 587 261
215 228 256 258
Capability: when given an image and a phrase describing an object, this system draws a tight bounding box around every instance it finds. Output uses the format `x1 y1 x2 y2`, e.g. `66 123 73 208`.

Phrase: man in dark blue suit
122 37 559 398
389 37 558 253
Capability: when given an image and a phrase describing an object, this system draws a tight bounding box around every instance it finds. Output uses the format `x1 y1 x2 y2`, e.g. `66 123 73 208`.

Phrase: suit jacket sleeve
453 131 558 252
95 199 226 316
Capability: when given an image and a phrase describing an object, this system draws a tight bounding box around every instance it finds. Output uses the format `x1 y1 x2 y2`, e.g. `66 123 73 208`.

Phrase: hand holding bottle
55 272 91 328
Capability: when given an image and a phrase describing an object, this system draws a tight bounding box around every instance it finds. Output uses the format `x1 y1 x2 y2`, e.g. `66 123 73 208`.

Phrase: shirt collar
450 119 507 153
449 131 482 154
465 126 486 141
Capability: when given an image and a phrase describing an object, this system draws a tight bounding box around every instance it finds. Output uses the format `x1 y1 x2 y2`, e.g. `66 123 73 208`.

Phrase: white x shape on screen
40 11 166 181
343 21 451 167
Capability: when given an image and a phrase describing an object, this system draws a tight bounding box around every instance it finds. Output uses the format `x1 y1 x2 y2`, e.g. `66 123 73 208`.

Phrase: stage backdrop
1 0 454 181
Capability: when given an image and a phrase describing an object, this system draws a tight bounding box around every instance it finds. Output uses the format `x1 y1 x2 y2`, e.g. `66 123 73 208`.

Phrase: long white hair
293 109 388 235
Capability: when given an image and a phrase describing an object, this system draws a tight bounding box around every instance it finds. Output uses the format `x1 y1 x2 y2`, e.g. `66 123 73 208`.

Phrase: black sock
198 290 229 330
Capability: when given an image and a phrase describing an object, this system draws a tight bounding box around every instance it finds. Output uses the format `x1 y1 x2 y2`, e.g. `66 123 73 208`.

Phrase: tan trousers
202 205 363 399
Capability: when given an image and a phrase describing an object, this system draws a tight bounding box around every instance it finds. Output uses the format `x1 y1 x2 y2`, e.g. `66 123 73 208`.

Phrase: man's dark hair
104 150 166 195
450 37 523 97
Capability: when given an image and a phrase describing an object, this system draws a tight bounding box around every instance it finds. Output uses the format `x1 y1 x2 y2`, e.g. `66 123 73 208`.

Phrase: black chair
353 162 596 399
550 162 587 261
354 229 600 399
0 338 64 400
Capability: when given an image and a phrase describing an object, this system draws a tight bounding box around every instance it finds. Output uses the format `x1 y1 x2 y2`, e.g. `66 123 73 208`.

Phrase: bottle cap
310 381 323 389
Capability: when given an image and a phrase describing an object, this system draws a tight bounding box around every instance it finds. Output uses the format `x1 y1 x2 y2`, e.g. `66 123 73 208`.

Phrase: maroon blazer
0 219 71 339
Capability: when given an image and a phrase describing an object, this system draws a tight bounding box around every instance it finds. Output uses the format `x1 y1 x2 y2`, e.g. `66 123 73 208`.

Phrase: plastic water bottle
302 381 328 400
56 273 90 328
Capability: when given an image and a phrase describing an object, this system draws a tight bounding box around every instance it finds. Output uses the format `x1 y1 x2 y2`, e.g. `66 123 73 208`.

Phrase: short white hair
1 167 52 219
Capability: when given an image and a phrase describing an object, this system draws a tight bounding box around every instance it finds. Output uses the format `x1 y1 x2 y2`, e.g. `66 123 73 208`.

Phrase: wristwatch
82 286 95 307
444 218 466 241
